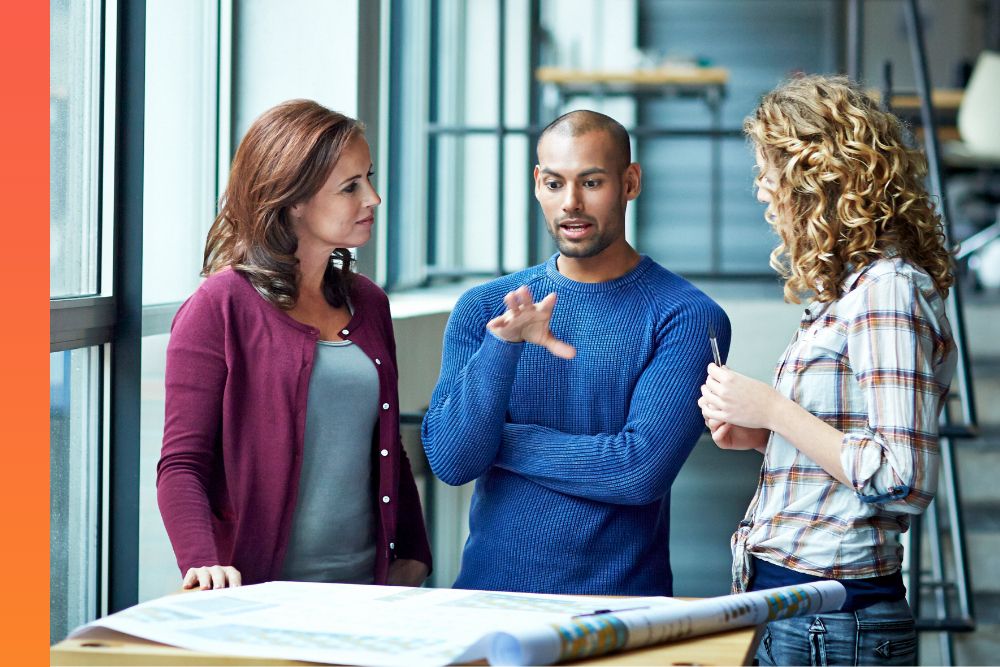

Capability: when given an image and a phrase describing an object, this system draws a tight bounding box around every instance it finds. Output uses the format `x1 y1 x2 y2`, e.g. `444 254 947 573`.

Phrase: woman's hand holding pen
705 418 769 452
699 363 781 429
699 363 776 453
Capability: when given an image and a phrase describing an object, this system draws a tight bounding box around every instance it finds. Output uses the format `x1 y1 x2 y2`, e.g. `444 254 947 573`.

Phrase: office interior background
50 0 1000 662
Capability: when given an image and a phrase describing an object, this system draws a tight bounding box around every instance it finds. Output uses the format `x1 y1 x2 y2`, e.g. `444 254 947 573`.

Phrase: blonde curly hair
745 74 954 303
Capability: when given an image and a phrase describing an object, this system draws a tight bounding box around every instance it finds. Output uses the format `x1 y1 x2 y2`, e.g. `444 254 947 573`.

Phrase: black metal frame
385 0 406 288
108 0 145 614
846 1 980 663
904 1 978 661
50 297 117 352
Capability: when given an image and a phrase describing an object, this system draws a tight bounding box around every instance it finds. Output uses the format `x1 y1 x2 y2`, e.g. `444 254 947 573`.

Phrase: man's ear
624 163 642 201
533 164 542 200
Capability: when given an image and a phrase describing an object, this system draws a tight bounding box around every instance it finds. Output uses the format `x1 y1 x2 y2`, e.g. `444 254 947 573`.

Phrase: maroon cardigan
157 268 432 585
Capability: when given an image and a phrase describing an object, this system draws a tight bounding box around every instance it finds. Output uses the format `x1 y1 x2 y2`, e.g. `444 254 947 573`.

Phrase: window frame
50 0 383 625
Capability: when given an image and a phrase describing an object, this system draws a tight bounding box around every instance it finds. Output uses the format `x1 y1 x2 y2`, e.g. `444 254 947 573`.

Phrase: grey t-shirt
280 339 379 583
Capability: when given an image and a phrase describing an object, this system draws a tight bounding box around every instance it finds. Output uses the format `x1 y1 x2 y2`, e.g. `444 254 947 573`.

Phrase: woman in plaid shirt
699 76 956 665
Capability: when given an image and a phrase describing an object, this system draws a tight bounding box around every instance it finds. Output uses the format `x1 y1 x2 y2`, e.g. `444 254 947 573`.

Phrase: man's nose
561 185 582 212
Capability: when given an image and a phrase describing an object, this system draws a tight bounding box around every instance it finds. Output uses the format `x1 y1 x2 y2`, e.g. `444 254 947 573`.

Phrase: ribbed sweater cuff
481 330 526 379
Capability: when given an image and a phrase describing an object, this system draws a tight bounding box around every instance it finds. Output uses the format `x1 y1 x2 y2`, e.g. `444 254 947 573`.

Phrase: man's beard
546 207 622 259
548 224 613 258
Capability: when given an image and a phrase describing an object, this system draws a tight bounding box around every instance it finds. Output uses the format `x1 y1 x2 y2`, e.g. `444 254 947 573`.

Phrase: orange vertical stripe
1 3 51 663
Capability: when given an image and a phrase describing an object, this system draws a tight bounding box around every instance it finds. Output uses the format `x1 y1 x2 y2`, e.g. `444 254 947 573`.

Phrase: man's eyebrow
538 167 608 178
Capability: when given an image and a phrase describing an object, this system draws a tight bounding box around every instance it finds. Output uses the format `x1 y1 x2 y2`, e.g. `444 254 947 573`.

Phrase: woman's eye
343 182 358 193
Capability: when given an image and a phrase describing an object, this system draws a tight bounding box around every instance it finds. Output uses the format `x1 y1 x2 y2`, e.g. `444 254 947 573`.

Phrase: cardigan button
380 449 389 457
389 542 395 550
375 358 381 365
382 495 391 504
382 402 390 410
341 328 350 336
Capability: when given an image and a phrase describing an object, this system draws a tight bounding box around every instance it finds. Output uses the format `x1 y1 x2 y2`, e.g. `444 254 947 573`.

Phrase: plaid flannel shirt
732 257 956 592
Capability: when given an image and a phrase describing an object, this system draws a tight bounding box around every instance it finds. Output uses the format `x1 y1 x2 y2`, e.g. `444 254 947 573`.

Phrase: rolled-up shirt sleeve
840 272 954 513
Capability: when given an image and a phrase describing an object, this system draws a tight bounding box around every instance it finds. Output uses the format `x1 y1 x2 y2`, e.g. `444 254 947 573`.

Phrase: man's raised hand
487 286 576 359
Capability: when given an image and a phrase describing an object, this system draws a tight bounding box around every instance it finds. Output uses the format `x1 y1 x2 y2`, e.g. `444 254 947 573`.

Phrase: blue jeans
756 598 917 666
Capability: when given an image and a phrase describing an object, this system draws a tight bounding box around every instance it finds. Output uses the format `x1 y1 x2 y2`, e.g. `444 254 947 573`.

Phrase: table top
536 65 729 87
888 88 964 110
51 623 761 666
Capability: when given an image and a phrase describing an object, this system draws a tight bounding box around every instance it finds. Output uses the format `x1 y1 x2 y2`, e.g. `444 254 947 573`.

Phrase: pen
572 606 650 618
707 321 722 367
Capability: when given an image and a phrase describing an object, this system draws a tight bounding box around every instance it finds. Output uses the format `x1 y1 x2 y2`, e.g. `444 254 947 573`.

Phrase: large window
49 0 106 644
49 0 371 642
50 0 102 299
49 347 101 643
138 0 221 603
387 0 537 289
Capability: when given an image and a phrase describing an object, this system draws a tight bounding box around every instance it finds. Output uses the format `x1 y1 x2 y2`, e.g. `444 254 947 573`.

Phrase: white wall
234 0 359 139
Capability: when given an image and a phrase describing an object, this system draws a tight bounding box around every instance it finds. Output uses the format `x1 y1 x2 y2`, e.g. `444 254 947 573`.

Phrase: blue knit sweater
422 254 731 595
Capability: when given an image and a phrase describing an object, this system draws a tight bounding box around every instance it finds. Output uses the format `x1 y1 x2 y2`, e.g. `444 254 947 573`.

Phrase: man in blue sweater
422 110 731 596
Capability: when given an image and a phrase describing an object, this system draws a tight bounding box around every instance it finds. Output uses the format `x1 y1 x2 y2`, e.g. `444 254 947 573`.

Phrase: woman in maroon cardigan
157 100 431 590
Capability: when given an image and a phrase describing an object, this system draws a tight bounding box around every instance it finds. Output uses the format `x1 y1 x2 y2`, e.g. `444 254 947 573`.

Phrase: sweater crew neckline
544 253 654 293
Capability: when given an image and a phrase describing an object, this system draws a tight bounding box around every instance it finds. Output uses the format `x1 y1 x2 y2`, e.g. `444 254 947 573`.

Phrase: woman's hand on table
182 565 242 590
386 558 429 587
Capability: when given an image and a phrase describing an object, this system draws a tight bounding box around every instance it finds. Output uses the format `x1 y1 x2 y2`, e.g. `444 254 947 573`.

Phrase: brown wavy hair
745 75 954 303
203 99 363 308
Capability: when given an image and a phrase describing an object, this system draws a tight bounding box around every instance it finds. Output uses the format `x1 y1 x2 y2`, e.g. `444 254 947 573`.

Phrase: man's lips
558 218 594 237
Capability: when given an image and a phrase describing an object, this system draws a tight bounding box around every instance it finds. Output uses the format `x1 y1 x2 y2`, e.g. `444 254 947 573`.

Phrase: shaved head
538 110 631 172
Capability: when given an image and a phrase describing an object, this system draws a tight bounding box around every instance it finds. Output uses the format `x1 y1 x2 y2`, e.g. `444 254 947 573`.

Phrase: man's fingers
503 291 519 312
537 292 557 312
545 337 576 360
511 286 532 310
487 313 509 330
